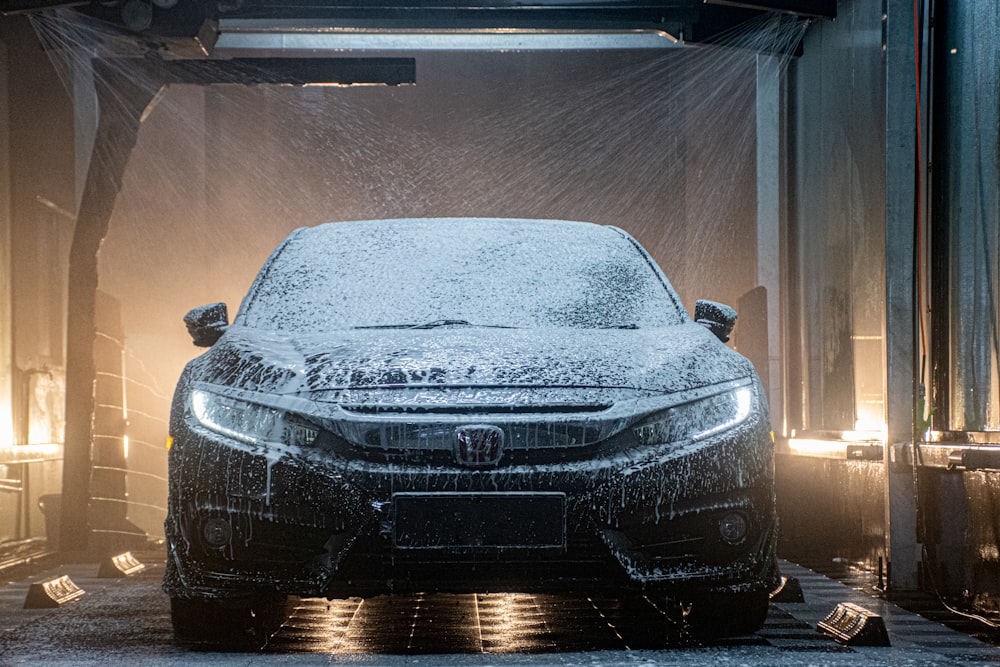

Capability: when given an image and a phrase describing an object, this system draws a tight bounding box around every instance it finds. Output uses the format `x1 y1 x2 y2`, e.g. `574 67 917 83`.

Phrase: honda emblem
454 425 504 467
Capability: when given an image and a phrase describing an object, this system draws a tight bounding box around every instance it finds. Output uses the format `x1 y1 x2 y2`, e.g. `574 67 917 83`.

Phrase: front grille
341 403 613 415
316 426 634 466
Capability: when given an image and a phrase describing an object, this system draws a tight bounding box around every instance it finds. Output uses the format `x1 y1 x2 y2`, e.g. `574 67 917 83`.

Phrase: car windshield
237 219 685 332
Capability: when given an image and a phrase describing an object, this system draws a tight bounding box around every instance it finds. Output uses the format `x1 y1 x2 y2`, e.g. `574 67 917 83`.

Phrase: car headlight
190 388 318 447
632 386 754 446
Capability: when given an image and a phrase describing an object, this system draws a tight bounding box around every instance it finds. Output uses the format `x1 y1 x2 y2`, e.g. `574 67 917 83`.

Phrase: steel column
61 62 156 554
0 40 12 449
883 0 921 592
756 53 783 428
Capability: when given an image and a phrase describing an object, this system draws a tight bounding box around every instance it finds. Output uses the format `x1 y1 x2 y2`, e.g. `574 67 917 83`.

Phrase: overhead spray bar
203 20 682 55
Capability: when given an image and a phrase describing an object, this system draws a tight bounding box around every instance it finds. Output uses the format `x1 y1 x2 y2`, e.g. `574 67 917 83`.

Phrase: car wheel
683 590 770 638
170 595 289 647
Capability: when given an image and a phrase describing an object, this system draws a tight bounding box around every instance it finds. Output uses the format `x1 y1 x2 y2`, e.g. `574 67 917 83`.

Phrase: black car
164 218 778 640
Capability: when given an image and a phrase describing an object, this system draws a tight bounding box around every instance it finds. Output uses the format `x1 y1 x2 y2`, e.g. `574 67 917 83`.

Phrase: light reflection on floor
261 592 692 653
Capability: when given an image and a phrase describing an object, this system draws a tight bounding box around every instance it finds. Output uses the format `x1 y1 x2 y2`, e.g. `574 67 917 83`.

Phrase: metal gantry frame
60 54 419 552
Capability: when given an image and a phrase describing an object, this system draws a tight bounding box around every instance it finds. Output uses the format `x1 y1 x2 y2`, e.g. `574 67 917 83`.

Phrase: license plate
392 492 566 549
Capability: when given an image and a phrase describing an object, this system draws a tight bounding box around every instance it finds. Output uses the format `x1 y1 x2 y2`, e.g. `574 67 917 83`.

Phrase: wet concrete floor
0 550 997 665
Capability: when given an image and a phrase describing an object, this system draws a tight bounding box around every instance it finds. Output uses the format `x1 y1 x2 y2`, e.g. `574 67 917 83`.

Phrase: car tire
684 590 770 638
170 595 289 647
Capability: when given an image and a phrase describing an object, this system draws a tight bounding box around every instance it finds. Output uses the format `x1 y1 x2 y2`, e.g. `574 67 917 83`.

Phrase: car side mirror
184 302 229 347
694 299 737 343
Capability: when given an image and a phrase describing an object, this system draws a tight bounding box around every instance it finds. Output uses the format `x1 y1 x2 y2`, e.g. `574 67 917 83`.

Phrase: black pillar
61 60 158 554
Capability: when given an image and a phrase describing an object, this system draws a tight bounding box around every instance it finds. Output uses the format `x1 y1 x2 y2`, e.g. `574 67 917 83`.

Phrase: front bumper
164 412 777 601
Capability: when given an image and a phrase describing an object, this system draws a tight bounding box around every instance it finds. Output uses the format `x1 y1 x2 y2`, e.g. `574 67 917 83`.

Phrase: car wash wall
778 0 1000 615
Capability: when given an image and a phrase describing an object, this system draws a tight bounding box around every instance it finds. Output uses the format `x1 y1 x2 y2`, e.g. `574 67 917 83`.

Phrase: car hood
188 323 755 399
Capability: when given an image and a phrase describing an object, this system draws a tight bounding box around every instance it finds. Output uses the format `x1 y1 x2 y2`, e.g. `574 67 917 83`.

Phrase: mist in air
31 11 806 394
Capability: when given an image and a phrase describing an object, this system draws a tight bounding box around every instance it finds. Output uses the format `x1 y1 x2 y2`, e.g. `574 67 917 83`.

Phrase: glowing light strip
211 24 681 54
785 438 852 457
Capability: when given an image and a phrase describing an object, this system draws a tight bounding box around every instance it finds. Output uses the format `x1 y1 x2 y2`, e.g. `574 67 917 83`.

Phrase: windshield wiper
351 320 473 330
352 324 417 329
409 319 474 329
354 320 521 330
